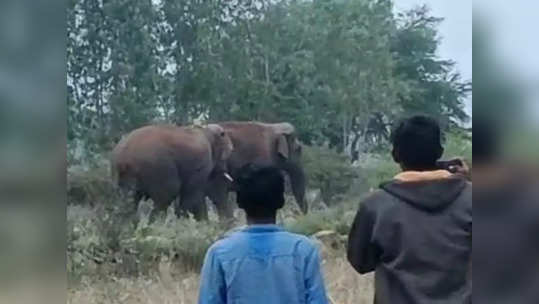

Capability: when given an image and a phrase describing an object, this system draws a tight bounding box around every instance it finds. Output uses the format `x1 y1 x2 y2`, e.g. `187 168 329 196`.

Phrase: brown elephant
111 124 233 221
205 121 307 218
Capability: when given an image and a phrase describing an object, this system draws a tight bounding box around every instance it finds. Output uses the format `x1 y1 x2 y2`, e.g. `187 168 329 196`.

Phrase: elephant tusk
224 173 234 182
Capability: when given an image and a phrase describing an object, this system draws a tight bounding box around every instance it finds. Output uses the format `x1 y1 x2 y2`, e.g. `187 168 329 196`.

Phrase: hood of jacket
380 170 468 212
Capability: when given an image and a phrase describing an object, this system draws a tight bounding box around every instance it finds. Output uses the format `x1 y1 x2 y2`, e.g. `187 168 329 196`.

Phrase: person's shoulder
359 188 396 210
280 231 319 254
283 231 313 244
208 227 247 254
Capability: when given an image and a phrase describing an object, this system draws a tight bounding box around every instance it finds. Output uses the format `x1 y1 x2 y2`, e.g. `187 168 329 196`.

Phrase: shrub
353 153 399 192
443 130 472 164
67 202 229 286
285 201 357 236
302 145 358 205
67 162 116 206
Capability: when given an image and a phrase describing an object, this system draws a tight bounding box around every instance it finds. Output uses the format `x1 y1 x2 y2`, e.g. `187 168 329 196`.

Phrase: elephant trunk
285 162 308 214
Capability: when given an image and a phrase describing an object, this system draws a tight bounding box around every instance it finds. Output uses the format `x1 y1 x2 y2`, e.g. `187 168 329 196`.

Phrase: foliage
67 162 115 205
302 145 358 205
285 204 357 236
354 153 400 190
443 130 473 163
391 5 471 127
67 201 225 285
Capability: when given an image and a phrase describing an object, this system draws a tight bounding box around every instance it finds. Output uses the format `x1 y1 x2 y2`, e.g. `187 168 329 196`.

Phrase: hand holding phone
437 158 470 179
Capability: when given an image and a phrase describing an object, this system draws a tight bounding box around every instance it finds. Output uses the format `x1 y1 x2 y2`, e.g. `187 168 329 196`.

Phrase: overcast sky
394 0 472 116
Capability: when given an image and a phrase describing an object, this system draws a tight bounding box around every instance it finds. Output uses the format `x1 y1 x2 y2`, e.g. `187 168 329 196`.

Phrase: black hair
390 115 443 169
235 164 285 218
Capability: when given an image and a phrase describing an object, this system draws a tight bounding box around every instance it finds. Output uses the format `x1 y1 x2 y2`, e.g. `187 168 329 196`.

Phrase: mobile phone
436 159 464 173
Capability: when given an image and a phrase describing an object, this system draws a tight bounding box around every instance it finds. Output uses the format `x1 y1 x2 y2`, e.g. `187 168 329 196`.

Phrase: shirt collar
244 224 283 233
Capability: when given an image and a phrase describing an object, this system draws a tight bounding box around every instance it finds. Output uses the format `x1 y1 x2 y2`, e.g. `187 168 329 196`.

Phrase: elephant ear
206 124 233 161
273 122 295 159
277 135 289 159
272 122 295 135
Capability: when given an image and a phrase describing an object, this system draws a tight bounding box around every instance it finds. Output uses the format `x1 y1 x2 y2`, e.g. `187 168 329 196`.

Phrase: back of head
391 115 443 170
235 164 285 218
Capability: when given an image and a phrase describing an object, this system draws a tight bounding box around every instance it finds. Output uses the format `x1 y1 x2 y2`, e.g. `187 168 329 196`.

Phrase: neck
401 164 438 172
247 214 276 225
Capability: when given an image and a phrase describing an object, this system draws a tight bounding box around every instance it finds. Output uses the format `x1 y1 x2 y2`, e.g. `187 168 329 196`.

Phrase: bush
353 153 399 191
67 202 229 286
285 200 358 236
443 130 472 164
67 161 116 206
302 145 358 205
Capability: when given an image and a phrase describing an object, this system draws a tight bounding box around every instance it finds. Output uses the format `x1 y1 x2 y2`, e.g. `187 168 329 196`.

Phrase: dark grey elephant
206 121 307 219
111 124 233 221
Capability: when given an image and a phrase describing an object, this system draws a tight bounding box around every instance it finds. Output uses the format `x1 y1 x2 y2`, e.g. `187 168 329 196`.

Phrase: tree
391 5 471 128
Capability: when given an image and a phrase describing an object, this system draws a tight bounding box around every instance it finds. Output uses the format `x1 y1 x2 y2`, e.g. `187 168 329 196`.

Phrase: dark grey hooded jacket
347 170 472 304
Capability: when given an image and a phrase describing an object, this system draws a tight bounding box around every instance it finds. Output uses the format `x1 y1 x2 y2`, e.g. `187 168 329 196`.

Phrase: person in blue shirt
198 164 329 304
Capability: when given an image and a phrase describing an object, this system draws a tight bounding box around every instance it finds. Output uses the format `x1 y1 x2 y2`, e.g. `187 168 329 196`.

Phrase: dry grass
67 195 374 303
68 255 373 304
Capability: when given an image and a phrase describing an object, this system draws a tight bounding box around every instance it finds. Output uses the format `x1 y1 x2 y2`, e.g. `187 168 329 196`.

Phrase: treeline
67 0 471 161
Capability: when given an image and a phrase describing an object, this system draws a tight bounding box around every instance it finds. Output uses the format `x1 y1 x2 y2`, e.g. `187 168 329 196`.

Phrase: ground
68 256 374 304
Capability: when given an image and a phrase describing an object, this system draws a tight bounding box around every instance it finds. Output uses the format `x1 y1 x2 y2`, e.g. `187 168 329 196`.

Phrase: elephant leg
206 177 234 220
177 178 208 221
178 189 207 221
116 183 141 214
284 163 308 213
193 197 208 221
146 177 180 224
138 161 181 222
149 201 169 224
133 190 144 213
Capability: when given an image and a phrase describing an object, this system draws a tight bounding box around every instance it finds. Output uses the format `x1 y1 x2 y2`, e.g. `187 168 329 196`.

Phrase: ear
391 147 400 163
436 146 444 161
277 135 289 159
220 142 233 161
219 134 233 161
272 122 295 135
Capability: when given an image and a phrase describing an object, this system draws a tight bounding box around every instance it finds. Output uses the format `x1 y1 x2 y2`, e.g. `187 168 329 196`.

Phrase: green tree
391 5 471 127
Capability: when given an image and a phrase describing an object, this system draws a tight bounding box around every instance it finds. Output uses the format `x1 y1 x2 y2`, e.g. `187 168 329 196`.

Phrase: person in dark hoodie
347 115 472 304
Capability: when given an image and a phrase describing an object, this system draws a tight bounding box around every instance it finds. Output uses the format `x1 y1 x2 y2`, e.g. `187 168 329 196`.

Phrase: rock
311 230 347 260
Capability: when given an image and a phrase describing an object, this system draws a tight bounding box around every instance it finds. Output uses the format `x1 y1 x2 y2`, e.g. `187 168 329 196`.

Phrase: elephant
110 124 233 221
205 121 307 219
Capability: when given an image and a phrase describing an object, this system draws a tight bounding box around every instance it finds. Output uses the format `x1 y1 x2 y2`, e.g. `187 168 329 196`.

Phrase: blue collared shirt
198 225 329 304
